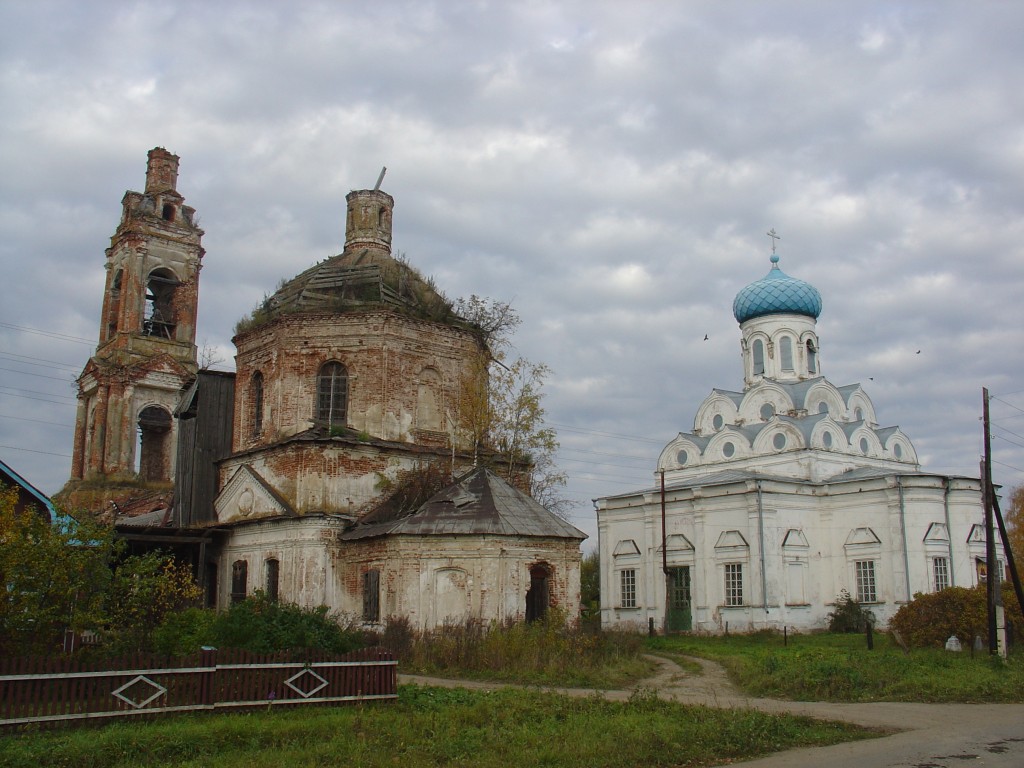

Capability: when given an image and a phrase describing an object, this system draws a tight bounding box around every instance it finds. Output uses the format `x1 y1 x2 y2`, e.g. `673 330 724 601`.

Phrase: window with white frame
855 560 876 603
780 336 794 371
724 563 743 606
619 569 637 608
933 557 950 592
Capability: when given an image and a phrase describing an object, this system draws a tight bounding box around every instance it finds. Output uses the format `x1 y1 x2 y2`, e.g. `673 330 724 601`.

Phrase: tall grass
649 630 1024 702
0 686 877 768
380 612 653 688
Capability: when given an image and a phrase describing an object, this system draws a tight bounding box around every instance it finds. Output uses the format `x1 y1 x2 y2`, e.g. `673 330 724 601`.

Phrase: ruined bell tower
68 148 204 489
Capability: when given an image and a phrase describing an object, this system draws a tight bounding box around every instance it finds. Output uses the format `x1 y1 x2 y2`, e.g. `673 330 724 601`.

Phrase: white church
596 246 997 633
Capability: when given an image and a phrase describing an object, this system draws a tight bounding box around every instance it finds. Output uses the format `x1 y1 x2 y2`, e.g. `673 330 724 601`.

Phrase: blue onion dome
732 254 823 324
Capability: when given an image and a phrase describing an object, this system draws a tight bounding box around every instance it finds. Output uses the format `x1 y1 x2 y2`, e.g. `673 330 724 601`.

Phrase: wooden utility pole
982 388 1006 657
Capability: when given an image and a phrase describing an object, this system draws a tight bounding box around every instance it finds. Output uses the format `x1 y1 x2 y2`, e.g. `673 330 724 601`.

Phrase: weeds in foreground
380 612 653 688
0 686 877 768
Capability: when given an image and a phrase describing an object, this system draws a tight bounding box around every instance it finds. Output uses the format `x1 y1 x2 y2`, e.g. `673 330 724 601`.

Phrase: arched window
780 336 794 371
231 560 248 604
806 340 817 374
317 361 348 427
143 268 178 338
106 269 123 339
265 558 279 601
417 367 442 431
752 339 765 375
250 371 264 437
162 203 176 221
137 405 172 482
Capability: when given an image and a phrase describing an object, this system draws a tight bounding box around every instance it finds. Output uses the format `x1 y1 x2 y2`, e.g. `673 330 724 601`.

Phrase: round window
860 437 869 453
818 402 829 415
773 433 786 450
894 444 903 459
822 431 833 448
712 414 724 430
676 450 688 465
760 403 775 420
723 442 735 458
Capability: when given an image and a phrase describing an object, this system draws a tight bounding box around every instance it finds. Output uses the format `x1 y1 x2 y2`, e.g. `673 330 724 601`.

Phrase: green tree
0 484 200 657
0 485 111 656
454 295 569 516
580 550 600 625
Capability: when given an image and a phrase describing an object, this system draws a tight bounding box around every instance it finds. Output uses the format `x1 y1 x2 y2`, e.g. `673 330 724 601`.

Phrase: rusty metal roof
341 467 585 541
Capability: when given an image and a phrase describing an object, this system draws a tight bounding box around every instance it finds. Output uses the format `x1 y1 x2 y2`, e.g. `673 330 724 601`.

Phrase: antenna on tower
373 167 387 192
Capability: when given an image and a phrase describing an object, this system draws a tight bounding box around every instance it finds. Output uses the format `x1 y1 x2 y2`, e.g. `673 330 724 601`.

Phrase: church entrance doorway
526 564 550 622
666 567 692 631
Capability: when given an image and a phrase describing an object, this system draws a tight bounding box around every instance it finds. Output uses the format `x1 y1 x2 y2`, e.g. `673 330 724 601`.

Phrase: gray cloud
2 1 1022 545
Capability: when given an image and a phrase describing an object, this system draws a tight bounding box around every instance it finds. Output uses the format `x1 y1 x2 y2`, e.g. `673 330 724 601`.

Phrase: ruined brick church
61 148 584 628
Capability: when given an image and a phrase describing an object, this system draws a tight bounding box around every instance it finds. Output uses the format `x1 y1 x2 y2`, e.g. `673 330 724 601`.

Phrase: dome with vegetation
234 249 462 337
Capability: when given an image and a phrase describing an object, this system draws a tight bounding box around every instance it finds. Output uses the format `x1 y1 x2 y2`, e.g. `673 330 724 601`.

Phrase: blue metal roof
732 254 822 324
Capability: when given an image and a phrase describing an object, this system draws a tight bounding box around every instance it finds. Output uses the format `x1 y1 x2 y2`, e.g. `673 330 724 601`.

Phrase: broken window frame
231 560 248 604
362 569 380 622
142 268 180 339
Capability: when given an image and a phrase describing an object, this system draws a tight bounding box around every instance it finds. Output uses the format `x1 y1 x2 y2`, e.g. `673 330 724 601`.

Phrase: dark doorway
137 405 172 482
204 561 218 608
525 564 550 622
666 566 692 632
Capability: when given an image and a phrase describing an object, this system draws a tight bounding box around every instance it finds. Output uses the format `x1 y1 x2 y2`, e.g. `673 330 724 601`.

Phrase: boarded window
317 362 348 427
231 560 248 604
265 558 279 601
416 367 442 431
363 569 380 622
806 340 817 374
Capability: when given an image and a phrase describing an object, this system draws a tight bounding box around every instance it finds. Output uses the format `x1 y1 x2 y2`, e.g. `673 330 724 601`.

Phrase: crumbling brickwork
68 148 203 494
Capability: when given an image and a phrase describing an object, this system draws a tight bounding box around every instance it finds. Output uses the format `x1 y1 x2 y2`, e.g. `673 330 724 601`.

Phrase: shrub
888 584 1023 649
827 590 874 633
149 593 369 655
209 593 367 654
151 607 218 655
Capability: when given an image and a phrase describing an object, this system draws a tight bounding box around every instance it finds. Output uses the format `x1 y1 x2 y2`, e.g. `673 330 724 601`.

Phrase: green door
666 567 692 632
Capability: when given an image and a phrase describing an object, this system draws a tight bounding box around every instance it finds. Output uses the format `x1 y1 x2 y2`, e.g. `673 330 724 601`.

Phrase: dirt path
399 654 1024 767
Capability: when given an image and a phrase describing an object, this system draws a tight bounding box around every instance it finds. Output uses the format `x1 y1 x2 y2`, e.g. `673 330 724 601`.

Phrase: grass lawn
648 631 1024 703
0 685 878 768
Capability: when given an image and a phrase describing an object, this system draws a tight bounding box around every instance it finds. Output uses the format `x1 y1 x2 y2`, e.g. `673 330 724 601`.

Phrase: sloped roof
341 466 586 541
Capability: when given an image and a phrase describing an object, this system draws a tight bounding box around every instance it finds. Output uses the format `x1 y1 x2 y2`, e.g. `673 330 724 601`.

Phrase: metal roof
341 467 586 541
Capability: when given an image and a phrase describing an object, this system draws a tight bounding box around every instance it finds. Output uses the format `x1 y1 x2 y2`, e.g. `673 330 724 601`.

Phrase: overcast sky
2 1 1023 546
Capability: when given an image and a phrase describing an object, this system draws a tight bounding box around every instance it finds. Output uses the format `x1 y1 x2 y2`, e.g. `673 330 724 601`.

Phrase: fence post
199 647 217 709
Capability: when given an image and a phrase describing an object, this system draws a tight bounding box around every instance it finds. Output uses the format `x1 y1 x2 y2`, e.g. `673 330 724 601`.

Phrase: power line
0 321 94 345
0 350 83 373
0 444 72 459
0 366 77 383
0 388 78 407
550 422 666 444
0 413 75 429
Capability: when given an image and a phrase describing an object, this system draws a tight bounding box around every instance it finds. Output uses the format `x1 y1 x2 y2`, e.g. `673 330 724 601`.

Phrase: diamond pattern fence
0 646 397 729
